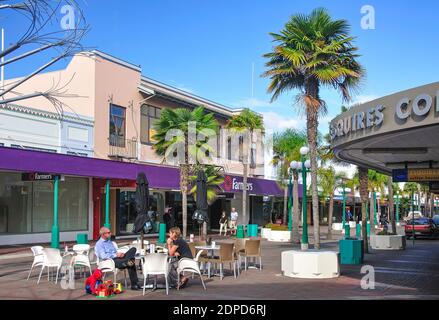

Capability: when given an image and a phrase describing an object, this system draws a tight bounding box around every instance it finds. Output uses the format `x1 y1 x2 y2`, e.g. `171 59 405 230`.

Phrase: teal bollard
344 224 351 238
339 239 364 264
367 221 371 236
247 224 258 237
236 225 244 238
76 233 88 244
356 224 361 238
159 223 166 244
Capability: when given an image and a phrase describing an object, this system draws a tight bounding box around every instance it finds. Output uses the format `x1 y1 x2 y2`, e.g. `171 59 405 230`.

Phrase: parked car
405 218 439 239
404 211 423 221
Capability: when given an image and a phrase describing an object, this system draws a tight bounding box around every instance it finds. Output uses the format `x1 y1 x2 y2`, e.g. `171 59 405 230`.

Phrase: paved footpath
0 230 438 300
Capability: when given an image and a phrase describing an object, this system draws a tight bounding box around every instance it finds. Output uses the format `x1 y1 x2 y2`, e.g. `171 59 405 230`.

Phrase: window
109 104 126 147
140 105 161 144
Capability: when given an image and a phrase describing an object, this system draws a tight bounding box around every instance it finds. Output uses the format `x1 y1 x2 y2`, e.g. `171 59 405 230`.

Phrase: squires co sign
330 91 439 142
330 105 385 140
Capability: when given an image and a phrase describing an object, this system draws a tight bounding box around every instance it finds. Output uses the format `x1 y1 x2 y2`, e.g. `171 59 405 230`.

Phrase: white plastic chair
142 253 169 295
71 244 92 278
96 254 128 288
177 256 206 290
37 248 63 284
27 246 44 280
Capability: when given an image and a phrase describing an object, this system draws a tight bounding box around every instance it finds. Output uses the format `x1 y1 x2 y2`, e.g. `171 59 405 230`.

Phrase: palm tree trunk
180 164 189 239
307 110 320 250
242 162 248 226
388 176 396 234
370 195 375 234
359 167 369 253
292 172 300 243
283 185 288 224
327 194 334 240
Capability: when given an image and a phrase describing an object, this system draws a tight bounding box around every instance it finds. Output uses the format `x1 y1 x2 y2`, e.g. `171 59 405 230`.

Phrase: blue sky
4 0 439 135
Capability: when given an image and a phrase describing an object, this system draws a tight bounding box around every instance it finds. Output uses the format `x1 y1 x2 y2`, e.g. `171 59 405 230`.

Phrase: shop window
140 105 161 144
0 173 88 235
109 104 126 147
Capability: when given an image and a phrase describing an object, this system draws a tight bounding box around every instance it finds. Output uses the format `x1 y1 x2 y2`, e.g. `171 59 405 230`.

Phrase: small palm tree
226 108 264 227
152 106 219 238
272 129 307 243
318 167 346 240
263 8 364 249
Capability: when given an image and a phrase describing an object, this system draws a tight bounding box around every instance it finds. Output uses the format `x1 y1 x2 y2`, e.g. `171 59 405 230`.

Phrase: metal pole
51 176 60 248
1 28 4 91
412 192 415 247
104 179 111 229
373 191 378 227
396 192 400 224
342 185 350 238
301 156 308 250
288 171 293 231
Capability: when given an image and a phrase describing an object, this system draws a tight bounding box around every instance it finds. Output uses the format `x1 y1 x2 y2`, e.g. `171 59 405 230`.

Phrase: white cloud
261 111 302 132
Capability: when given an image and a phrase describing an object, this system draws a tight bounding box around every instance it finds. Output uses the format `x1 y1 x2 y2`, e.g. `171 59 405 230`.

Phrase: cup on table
211 241 216 248
149 244 155 254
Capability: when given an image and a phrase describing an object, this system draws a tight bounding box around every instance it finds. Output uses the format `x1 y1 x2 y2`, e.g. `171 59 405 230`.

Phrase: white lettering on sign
330 105 385 141
395 93 435 121
232 178 253 191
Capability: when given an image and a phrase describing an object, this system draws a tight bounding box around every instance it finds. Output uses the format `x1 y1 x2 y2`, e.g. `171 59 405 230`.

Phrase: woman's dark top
173 237 193 259
219 216 228 224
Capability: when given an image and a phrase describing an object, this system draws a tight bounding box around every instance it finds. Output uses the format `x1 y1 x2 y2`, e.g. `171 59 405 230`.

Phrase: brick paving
1 228 439 300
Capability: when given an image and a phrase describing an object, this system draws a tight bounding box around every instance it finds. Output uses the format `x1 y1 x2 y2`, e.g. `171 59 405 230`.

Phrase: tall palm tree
368 170 388 233
358 167 369 253
263 8 364 249
152 106 219 238
318 167 346 240
272 129 307 243
226 108 264 227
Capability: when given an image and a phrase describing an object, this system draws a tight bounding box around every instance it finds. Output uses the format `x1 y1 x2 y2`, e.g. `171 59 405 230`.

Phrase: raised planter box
261 228 271 239
349 221 356 228
267 230 291 242
281 250 340 279
370 235 406 250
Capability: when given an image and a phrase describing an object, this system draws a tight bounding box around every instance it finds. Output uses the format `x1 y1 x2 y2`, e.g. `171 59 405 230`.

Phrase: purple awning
0 147 180 190
0 147 287 196
221 174 298 197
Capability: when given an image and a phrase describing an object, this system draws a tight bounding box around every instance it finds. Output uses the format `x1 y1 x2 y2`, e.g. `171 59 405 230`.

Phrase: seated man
95 227 141 291
166 226 193 289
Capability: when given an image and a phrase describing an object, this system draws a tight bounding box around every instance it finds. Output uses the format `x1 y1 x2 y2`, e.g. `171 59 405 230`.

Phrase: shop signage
223 175 254 192
393 169 439 182
330 105 385 140
395 93 439 121
22 172 61 181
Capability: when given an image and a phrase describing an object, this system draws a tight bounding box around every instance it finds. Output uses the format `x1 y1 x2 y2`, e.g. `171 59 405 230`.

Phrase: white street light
304 160 311 169
290 161 299 170
300 146 309 156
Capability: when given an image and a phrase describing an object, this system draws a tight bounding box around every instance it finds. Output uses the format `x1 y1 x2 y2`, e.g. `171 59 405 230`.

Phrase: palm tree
263 8 364 249
368 170 388 233
272 129 307 243
358 167 369 253
318 167 346 240
226 108 264 227
404 182 420 217
152 106 219 238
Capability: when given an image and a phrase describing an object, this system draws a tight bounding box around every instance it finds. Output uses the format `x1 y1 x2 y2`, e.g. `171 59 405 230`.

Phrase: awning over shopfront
0 146 180 190
0 147 285 196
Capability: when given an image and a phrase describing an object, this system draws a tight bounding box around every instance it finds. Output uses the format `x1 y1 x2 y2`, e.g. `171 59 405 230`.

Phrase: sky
3 0 439 137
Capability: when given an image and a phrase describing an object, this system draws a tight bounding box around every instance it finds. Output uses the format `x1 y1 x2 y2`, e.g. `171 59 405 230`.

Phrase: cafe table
195 245 220 278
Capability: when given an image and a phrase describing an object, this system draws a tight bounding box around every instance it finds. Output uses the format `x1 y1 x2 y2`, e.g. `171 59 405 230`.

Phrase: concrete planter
281 250 340 279
332 223 343 231
267 230 291 242
261 228 271 239
370 235 406 250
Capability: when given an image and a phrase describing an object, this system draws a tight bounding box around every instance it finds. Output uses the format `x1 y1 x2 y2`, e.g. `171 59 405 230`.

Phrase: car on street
405 218 439 239
404 211 423 222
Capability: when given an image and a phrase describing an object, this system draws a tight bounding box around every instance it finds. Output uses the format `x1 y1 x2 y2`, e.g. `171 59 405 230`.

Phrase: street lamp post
373 189 378 227
290 146 311 251
287 166 293 231
411 192 415 247
338 179 351 239
396 191 400 225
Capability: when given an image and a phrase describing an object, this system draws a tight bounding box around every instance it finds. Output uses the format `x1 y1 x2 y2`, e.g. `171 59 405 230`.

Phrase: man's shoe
127 259 135 267
130 284 142 291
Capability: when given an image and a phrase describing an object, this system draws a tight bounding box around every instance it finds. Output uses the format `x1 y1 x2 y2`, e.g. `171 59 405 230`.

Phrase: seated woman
166 226 193 289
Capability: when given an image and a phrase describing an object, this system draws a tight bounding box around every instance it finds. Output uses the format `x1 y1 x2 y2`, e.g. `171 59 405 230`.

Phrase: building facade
0 50 282 245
